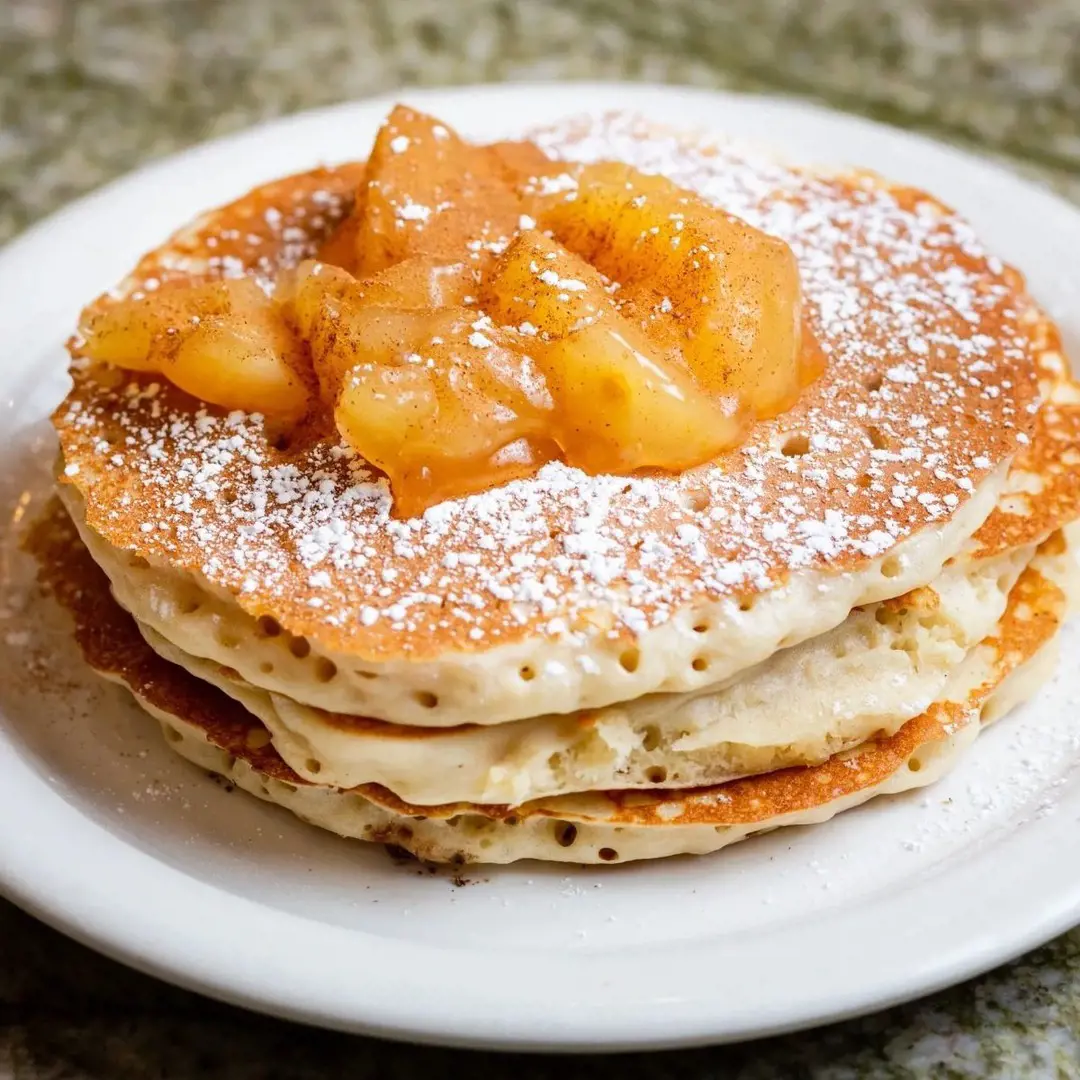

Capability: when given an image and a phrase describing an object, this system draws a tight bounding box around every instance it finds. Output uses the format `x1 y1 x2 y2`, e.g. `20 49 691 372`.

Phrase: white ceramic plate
2 84 1079 1053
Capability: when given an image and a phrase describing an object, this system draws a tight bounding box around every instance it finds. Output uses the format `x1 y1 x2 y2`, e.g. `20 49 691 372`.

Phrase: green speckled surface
3 1 1080 1075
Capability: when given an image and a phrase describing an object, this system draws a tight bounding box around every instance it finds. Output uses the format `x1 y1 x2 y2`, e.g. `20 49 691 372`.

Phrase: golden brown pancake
57 118 1036 652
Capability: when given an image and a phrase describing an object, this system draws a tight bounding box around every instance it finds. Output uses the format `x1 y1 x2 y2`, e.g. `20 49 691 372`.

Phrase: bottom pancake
144 638 1059 864
27 505 1076 865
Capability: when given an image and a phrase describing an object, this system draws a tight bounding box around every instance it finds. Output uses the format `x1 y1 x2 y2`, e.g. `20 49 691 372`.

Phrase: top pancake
55 111 1040 724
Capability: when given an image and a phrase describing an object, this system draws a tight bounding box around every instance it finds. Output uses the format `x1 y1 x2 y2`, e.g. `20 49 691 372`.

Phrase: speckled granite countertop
3 1 1080 1077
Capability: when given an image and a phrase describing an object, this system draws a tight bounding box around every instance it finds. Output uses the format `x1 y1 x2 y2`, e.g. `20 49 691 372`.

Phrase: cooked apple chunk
284 257 477 405
483 231 745 472
540 162 806 417
77 278 312 423
354 106 529 276
334 314 557 518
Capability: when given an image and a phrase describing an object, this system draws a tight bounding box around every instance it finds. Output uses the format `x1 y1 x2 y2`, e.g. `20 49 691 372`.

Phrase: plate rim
2 80 1080 1053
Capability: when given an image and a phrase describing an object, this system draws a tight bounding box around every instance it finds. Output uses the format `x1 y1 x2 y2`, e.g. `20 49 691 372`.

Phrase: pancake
27 503 1074 864
119 538 1032 803
54 113 1041 729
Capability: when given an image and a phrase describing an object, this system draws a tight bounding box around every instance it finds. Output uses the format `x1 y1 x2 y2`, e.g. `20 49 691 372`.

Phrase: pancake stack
46 111 1080 864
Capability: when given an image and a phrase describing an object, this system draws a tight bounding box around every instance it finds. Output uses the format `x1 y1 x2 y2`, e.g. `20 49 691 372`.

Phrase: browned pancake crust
971 321 1080 560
